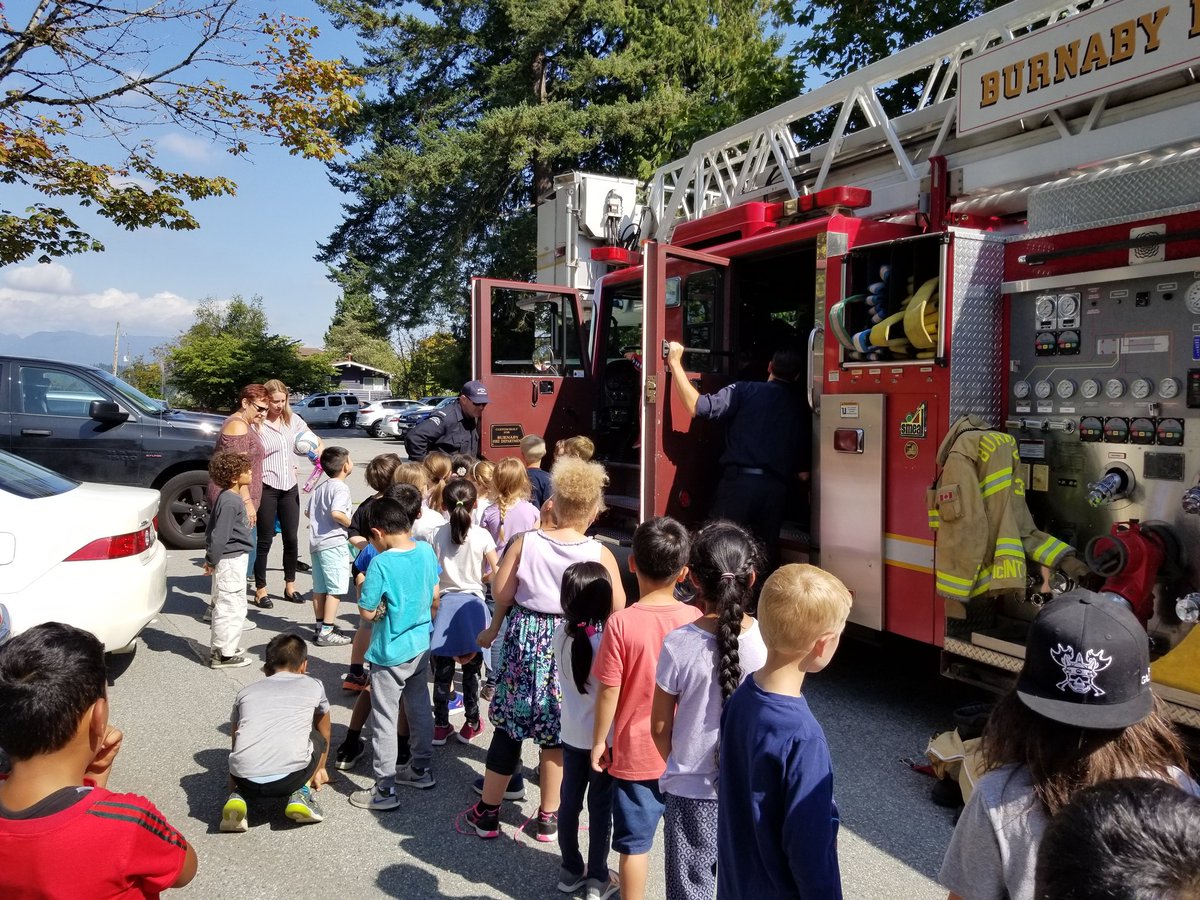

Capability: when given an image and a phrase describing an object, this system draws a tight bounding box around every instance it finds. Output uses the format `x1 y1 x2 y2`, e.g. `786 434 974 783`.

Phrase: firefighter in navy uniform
404 380 489 461
666 341 809 568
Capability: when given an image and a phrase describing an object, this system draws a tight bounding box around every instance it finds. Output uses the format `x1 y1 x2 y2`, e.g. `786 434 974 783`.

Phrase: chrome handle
807 326 823 415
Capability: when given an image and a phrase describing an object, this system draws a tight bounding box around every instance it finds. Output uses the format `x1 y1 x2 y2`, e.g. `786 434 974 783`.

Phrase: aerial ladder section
647 0 1200 240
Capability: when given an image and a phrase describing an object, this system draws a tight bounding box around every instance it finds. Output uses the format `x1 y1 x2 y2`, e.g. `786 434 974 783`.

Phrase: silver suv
357 398 422 437
291 393 363 428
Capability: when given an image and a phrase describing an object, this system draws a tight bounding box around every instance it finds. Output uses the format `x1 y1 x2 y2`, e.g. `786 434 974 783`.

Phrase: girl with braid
650 521 768 900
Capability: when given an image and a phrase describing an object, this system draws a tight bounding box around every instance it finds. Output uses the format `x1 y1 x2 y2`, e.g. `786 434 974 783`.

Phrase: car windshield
93 369 164 415
0 450 79 499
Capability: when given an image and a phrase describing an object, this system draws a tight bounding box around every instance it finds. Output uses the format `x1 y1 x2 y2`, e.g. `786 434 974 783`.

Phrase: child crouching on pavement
206 449 255 669
350 487 440 810
716 564 852 900
221 634 332 832
0 623 198 895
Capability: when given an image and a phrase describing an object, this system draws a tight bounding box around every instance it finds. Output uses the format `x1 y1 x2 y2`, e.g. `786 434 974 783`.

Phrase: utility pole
112 321 120 375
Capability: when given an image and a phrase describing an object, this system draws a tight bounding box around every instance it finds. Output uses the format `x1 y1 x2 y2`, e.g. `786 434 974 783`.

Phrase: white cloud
3 262 75 293
158 132 215 162
0 264 197 337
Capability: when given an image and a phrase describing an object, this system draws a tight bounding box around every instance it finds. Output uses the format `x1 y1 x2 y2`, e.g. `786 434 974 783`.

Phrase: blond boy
519 434 552 508
715 564 852 900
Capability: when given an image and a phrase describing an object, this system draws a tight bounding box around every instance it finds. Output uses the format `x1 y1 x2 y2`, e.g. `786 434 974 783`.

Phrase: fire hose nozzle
1087 466 1132 508
1177 592 1200 624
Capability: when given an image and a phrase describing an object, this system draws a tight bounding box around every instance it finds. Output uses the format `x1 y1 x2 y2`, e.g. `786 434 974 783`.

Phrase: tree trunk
531 48 552 204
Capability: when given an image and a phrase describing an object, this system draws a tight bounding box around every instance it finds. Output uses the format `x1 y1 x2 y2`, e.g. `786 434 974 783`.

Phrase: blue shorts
611 777 665 854
311 543 350 595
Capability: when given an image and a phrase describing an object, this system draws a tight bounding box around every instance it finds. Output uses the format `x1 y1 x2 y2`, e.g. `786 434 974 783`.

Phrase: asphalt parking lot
104 428 975 899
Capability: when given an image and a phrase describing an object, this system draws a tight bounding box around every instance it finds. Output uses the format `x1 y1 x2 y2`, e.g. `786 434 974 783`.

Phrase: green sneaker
219 792 248 833
285 786 324 824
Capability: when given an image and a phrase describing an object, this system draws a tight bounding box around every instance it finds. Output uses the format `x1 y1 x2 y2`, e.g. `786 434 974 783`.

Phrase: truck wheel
158 471 210 550
337 412 355 428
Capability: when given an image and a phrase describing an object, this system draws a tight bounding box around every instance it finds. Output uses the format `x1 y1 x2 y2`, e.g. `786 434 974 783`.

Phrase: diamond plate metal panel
949 232 1005 425
1028 156 1200 234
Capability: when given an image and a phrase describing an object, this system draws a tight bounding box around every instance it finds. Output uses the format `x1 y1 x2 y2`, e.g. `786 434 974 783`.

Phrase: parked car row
382 396 456 440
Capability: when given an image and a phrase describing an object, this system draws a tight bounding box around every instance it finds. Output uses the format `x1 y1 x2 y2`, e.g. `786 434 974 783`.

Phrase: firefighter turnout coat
927 416 1075 601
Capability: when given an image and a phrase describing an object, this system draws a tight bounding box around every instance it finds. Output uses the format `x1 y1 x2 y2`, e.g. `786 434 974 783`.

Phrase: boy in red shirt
592 517 700 900
0 623 197 897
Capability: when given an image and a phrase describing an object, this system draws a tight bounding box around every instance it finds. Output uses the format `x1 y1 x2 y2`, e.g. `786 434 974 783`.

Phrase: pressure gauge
1056 379 1076 399
1080 378 1101 400
1105 378 1126 399
1130 378 1153 400
1013 380 1031 399
1057 294 1079 319
1186 280 1200 315
1035 295 1057 320
1034 380 1054 400
1159 377 1181 399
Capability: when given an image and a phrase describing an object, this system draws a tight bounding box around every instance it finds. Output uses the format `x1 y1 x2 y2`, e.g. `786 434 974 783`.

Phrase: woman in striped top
252 379 322 607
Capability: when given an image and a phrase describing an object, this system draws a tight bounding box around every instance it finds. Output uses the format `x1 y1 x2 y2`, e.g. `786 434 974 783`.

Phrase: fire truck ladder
647 0 1200 240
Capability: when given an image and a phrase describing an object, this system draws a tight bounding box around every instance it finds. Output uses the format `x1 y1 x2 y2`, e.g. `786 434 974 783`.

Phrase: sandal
251 593 274 609
283 590 306 604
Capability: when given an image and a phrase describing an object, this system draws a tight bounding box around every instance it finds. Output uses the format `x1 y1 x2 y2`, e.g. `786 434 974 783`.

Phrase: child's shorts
611 777 666 855
311 543 351 595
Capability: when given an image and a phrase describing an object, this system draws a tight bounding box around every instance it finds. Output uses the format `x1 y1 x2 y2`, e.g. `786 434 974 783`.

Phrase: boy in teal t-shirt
349 486 440 812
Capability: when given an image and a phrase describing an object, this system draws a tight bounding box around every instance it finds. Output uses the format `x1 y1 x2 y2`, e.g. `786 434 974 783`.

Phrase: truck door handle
21 429 52 436
531 380 538 407
807 325 823 415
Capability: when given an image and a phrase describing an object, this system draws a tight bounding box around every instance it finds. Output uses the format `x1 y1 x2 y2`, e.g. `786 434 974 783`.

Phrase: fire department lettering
978 7 1170 108
1051 644 1113 697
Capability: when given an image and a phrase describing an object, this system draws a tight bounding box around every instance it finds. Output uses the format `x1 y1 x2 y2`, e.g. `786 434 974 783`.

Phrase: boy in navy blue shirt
348 487 440 811
716 564 852 899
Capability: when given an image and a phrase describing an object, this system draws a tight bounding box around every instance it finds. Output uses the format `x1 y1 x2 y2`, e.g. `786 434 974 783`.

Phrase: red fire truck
470 0 1200 724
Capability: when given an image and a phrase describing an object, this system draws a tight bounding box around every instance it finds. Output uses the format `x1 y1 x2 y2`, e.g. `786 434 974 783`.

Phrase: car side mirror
90 400 129 423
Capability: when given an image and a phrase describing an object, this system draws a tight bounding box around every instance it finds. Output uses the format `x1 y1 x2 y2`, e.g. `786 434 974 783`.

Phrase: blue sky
0 2 357 353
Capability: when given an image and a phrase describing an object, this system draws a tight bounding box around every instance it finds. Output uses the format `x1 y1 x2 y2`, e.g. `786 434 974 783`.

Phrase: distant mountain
0 331 174 368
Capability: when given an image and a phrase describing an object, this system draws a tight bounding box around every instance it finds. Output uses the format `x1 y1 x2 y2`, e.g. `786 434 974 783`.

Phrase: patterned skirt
488 605 563 745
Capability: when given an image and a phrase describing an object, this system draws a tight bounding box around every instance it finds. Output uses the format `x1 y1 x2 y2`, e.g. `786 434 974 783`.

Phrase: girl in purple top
479 457 541 559
467 458 626 843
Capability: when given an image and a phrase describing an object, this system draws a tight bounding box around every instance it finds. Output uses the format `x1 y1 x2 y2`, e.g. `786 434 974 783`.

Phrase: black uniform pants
432 653 483 727
255 484 300 588
713 469 787 570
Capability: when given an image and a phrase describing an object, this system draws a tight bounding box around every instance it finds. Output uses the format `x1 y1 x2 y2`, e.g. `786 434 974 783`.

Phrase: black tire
369 420 384 437
158 470 210 550
337 412 355 428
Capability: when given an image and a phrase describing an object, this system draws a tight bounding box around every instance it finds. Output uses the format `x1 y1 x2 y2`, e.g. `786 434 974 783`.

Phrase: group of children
3 431 1199 898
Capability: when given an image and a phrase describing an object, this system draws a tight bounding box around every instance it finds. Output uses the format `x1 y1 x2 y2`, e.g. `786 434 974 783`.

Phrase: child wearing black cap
939 590 1195 900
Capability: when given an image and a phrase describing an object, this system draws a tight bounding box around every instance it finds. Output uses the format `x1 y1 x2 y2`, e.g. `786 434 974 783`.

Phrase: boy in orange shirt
591 517 699 900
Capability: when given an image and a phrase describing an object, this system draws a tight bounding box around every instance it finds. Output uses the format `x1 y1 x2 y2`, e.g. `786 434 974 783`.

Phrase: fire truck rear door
641 241 729 521
471 278 593 460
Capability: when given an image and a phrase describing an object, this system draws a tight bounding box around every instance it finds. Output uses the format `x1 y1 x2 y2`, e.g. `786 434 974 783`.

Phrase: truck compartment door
819 393 886 630
471 278 593 460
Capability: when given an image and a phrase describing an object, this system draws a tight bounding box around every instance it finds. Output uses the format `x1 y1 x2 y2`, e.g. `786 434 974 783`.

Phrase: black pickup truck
0 355 223 549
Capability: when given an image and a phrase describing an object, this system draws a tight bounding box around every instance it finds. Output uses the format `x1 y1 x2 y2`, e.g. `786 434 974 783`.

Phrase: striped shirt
257 413 310 491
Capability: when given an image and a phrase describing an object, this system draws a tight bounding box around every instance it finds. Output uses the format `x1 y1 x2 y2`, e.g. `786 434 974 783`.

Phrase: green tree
317 0 797 329
166 295 334 409
119 356 165 400
1 1 364 265
394 330 467 397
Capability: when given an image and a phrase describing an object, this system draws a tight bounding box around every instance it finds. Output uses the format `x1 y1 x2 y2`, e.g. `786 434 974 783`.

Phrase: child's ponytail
442 477 476 545
560 561 613 695
688 521 762 704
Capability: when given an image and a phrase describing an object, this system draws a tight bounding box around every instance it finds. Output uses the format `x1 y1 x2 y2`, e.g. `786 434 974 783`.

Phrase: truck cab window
491 289 584 376
684 270 721 373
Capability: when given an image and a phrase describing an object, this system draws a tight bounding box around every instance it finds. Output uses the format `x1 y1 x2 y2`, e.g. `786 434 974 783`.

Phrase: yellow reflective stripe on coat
928 508 940 530
979 467 1012 499
994 538 1025 560
936 568 976 598
1030 535 1070 565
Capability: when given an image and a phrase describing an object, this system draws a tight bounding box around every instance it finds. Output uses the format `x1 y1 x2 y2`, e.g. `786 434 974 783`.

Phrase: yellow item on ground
1151 627 1200 693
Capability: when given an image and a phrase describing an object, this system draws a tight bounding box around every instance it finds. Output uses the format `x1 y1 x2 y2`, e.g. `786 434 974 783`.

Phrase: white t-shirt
431 522 496 597
552 623 604 751
412 506 447 544
472 497 492 528
655 619 767 800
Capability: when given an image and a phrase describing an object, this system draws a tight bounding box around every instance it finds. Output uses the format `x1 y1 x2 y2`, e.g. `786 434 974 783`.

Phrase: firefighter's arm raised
666 341 700 418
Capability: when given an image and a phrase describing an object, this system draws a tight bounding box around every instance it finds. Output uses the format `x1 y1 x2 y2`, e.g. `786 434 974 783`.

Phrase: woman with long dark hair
940 591 1194 900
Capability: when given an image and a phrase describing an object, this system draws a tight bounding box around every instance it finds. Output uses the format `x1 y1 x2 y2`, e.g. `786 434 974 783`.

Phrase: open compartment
833 232 946 366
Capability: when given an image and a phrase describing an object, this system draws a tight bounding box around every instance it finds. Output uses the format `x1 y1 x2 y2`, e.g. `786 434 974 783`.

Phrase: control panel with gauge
1005 264 1200 590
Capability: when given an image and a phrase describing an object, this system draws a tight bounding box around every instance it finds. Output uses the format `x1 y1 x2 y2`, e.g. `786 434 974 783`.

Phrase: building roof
331 359 394 377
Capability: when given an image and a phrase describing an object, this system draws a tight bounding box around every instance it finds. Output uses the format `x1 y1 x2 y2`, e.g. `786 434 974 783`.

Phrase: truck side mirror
90 400 129 423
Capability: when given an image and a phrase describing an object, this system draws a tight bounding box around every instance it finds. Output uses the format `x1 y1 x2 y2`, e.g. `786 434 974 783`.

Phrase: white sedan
0 450 167 652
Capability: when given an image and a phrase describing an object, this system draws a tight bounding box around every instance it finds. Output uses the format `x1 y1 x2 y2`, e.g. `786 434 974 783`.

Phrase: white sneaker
349 785 399 811
242 619 257 631
585 873 620 900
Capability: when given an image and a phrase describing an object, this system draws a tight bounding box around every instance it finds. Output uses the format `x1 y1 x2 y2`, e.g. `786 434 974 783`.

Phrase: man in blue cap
405 380 489 461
